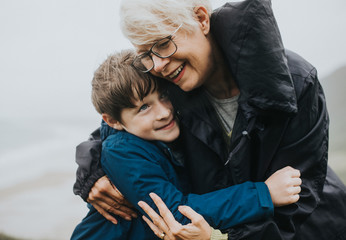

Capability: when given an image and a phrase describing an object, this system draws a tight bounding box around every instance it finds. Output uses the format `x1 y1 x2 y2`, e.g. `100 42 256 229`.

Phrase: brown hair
91 49 166 122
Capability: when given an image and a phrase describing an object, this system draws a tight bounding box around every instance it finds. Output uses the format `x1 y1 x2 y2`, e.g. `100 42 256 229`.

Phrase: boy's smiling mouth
157 119 175 131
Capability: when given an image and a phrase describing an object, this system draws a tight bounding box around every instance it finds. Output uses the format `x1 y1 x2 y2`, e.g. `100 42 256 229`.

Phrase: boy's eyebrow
123 106 140 116
129 99 142 112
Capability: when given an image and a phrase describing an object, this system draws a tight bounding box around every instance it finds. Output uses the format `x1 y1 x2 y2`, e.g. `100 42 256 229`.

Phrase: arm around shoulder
73 128 105 202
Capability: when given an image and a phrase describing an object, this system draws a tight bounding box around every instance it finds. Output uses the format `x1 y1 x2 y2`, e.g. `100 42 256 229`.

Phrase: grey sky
1 0 345 121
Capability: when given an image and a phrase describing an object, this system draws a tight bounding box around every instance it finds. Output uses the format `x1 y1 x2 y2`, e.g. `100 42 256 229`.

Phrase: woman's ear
194 6 210 35
102 113 124 130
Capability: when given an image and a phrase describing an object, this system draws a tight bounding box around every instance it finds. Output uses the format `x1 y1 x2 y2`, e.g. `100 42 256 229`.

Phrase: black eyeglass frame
132 23 183 73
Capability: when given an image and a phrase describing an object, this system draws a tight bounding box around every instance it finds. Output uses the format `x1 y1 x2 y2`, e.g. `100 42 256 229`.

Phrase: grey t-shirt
205 91 239 146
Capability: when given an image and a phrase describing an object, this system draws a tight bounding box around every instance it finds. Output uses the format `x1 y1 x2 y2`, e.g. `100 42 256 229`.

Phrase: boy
71 50 301 240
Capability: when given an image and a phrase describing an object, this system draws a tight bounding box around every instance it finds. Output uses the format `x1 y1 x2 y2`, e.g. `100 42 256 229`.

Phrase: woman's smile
169 63 186 82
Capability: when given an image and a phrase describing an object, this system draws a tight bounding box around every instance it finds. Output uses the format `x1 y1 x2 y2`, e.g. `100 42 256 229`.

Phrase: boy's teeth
170 65 183 79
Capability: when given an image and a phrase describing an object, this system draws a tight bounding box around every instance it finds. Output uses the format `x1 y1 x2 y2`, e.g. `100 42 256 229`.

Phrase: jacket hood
211 0 297 117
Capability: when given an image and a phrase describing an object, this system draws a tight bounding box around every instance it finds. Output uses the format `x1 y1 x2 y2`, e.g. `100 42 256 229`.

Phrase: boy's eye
139 104 149 112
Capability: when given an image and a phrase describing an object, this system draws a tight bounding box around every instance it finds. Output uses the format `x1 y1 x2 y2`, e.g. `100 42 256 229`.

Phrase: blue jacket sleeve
102 136 273 230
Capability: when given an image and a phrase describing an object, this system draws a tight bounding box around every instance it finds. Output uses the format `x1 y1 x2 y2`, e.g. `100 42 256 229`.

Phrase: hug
72 0 346 239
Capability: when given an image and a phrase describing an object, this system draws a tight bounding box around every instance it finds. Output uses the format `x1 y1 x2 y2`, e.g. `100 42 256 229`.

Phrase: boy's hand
87 175 137 224
265 166 302 207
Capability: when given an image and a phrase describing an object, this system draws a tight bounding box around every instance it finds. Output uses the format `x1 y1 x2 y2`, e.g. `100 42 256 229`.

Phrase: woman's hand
138 193 211 240
87 176 137 224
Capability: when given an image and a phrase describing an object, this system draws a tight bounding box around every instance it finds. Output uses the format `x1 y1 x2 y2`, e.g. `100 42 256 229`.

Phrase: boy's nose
156 102 171 120
152 55 170 73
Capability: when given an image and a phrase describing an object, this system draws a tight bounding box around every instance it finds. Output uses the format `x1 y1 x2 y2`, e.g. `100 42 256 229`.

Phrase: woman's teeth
169 64 184 79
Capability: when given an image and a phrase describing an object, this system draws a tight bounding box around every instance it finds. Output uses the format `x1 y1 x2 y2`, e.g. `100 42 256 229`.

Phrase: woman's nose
152 55 170 73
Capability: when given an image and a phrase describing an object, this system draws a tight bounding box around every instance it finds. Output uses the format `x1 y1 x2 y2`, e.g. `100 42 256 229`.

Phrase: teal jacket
71 123 273 240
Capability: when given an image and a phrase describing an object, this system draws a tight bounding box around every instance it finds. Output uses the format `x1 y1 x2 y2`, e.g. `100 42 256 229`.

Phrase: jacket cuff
254 182 274 215
79 168 105 202
211 227 228 240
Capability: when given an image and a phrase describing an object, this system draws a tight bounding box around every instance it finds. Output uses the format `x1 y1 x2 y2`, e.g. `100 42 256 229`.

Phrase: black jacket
74 0 346 239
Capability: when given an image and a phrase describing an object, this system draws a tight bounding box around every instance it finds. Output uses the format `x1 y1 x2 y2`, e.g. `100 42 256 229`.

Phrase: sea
0 117 98 239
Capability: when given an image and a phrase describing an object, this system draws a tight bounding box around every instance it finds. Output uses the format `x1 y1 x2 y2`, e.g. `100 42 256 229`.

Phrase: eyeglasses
132 24 183 73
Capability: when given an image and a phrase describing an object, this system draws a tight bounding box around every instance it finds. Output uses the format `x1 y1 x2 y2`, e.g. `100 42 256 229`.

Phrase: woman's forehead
132 23 184 50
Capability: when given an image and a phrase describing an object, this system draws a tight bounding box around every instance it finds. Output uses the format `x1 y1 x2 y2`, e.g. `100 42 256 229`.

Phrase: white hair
120 0 212 46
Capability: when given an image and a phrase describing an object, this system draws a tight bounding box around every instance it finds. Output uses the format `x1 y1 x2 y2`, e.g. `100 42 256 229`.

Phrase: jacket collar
100 120 118 141
211 0 298 116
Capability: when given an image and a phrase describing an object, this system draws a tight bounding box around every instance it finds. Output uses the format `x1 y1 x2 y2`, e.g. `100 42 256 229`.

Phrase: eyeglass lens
152 38 176 57
134 38 177 72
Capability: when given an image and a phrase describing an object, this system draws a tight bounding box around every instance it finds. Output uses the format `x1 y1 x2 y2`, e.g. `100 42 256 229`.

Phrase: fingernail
125 216 131 221
132 213 138 218
112 220 118 225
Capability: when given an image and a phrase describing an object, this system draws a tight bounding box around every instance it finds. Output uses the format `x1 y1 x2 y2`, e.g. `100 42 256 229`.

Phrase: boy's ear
102 113 124 131
194 6 210 35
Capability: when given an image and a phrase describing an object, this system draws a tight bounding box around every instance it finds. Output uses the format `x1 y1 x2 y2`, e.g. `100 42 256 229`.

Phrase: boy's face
117 90 180 142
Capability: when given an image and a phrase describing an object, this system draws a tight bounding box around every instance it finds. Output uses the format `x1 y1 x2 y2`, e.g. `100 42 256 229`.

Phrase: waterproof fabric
73 0 346 239
71 123 273 239
210 1 346 239
212 0 297 117
73 129 105 201
176 0 346 239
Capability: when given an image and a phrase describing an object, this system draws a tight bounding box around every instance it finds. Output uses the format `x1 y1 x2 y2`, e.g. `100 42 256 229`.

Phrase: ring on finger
159 232 165 239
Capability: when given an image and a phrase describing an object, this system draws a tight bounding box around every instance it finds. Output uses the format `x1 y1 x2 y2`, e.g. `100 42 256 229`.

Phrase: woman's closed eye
156 39 170 49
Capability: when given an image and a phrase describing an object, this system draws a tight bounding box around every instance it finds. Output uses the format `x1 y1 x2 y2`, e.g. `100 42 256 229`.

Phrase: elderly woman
74 0 346 239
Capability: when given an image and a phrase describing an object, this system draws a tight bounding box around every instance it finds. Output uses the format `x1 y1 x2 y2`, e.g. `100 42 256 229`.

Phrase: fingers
92 202 118 225
287 170 302 204
292 177 302 187
142 215 167 239
108 183 135 209
178 205 204 225
290 169 301 178
107 201 136 220
280 166 302 187
149 193 179 226
290 192 300 203
281 166 301 177
90 176 133 208
138 200 171 235
291 186 301 195
88 190 137 220
87 176 137 221
149 193 184 236
140 194 212 240
138 200 157 218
